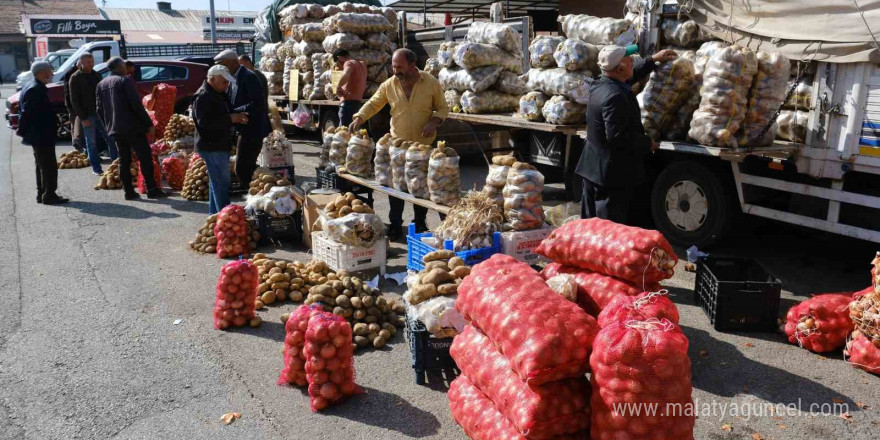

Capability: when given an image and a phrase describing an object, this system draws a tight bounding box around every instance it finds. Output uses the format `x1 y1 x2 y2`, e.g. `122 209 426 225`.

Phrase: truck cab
15 41 121 91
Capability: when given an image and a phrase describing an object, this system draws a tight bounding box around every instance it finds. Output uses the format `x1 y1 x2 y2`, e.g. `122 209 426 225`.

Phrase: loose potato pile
190 214 259 254
182 157 209 201
405 250 471 305
249 168 293 196
323 192 375 219
58 151 90 169
164 114 195 144
94 159 139 190
251 256 332 307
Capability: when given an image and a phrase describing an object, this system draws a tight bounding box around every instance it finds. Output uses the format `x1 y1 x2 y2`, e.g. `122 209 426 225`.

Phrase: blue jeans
83 115 117 172
201 150 231 215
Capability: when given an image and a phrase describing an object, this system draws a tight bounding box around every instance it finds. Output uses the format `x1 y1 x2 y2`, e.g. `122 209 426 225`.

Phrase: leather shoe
42 195 69 205
124 192 141 201
36 195 42 204
414 222 429 234
386 225 403 241
147 188 169 199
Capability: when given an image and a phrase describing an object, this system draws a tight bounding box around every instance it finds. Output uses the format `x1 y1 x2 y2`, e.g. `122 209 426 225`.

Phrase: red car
5 60 208 139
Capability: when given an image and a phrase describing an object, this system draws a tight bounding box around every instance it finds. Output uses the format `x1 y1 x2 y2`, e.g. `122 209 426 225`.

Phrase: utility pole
209 0 217 44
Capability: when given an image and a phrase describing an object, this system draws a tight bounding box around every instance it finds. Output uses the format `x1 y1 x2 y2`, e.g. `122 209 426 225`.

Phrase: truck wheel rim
665 180 708 232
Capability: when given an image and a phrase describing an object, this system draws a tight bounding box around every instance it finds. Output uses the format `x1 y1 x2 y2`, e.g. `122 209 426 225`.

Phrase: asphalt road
1 88 878 440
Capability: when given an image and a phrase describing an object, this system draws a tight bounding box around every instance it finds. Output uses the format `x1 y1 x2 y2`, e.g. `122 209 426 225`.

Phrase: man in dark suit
96 57 167 200
577 45 676 224
238 54 268 100
16 61 69 205
214 49 270 188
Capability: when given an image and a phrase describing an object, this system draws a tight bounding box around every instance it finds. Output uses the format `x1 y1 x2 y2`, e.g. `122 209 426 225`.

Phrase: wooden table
446 112 584 135
295 99 342 107
335 172 451 215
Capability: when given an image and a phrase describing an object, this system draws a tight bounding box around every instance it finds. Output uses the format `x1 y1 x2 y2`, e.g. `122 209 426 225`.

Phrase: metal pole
209 0 217 45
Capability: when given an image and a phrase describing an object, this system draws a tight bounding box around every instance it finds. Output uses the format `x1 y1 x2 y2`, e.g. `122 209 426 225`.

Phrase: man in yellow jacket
351 48 449 240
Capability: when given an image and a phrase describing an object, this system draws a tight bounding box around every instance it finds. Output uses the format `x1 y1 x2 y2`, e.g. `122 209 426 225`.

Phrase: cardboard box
302 190 340 248
500 226 554 264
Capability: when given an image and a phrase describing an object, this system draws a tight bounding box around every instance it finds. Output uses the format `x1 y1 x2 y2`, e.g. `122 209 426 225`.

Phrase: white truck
15 40 122 90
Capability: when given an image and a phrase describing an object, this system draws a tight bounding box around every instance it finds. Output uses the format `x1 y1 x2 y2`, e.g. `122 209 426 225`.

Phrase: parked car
6 60 208 139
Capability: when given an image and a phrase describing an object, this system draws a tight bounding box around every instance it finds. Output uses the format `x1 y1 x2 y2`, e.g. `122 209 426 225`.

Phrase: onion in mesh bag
641 57 696 140
542 95 586 125
319 128 333 169
293 40 323 58
308 3 325 18
405 143 431 199
662 19 711 48
330 12 393 34
329 127 351 170
390 138 409 192
598 290 680 327
558 14 636 46
423 58 442 78
453 42 523 73
694 40 729 75
460 90 520 114
503 162 545 231
688 45 758 148
437 41 459 68
668 79 702 140
466 22 522 55
349 48 390 66
777 109 808 143
344 129 374 177
365 32 392 52
374 134 392 186
784 76 813 109
297 23 326 42
483 156 513 204
445 90 463 112
519 91 549 122
740 51 790 148
784 293 854 353
322 33 363 52
524 68 592 104
542 262 660 317
439 66 503 93
495 71 529 95
428 141 460 207
846 331 880 375
260 57 284 72
380 7 397 26
529 35 565 68
293 55 312 72
553 38 600 73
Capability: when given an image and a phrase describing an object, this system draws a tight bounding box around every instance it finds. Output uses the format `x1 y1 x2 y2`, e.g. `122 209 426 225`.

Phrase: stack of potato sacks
404 250 471 338
481 155 546 231
259 43 286 96
439 23 528 114
448 254 598 440
375 136 461 207
776 62 814 143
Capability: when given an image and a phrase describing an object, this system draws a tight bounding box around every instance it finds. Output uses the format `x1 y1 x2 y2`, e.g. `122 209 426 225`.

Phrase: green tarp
263 0 383 43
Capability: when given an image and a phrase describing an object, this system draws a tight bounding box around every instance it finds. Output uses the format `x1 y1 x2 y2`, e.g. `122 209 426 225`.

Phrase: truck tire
650 160 733 248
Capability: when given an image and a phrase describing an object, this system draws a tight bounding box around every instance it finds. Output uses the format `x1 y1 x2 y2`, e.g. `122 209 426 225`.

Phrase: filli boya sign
29 19 121 36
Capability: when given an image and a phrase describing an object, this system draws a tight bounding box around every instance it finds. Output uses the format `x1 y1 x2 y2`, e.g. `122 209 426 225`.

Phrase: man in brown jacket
70 52 118 175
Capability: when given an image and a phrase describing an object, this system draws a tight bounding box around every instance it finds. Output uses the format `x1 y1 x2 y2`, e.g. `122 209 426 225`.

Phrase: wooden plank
446 112 583 134
269 95 289 102
336 172 451 215
296 99 342 106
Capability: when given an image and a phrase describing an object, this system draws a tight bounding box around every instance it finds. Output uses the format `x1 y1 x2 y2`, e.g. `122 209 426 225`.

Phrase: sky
93 0 393 12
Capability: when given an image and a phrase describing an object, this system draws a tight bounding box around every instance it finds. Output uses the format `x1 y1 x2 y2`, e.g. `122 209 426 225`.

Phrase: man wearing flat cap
576 44 676 224
213 49 270 189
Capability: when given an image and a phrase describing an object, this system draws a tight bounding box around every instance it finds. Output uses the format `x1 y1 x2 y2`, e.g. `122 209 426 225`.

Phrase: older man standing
238 54 268 100
214 49 270 188
70 52 118 175
96 57 167 200
16 61 69 205
351 48 448 240
192 65 249 214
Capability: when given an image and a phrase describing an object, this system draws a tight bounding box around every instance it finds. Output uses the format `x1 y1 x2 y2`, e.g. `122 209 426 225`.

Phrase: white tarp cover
680 0 880 63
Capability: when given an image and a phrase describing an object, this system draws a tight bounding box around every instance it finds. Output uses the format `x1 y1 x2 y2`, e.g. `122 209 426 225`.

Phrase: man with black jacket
17 61 69 205
214 49 270 188
63 66 85 153
238 55 268 100
71 52 118 175
576 45 676 223
192 65 249 214
96 57 167 200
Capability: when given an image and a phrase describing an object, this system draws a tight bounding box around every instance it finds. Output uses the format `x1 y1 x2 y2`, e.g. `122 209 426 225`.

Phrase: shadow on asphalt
239 320 286 343
149 197 210 215
327 386 441 437
66 201 181 220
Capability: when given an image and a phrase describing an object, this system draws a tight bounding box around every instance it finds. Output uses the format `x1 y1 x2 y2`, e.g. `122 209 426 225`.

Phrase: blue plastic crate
406 223 502 272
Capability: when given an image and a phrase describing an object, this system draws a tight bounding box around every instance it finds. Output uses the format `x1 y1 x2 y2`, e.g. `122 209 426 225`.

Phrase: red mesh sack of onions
845 331 880 375
542 263 660 316
161 154 187 190
151 140 170 157
143 83 176 139
304 313 362 411
136 155 163 194
214 205 249 259
456 254 599 385
598 290 680 328
213 259 259 330
278 305 325 387
784 293 853 353
536 218 678 285
591 318 694 440
448 375 588 440
450 325 590 439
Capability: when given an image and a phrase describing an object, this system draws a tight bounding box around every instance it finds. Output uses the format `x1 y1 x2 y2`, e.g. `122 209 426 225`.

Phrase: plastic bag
591 319 695 440
536 218 678 285
322 213 384 247
460 90 520 114
329 12 392 34
296 23 326 42
304 313 362 411
293 40 323 58
214 205 249 259
553 39 600 73
437 41 459 68
483 157 512 204
319 129 334 170
546 274 578 302
668 79 702 140
330 127 351 170
349 48 391 66
846 331 880 375
495 71 529 95
662 19 711 48
278 305 324 387
413 296 460 338
445 90 463 112
161 154 186 190
439 66 503 93
344 129 374 177
453 42 523 73
390 138 409 192
542 262 659 316
689 45 758 148
777 109 808 143
518 91 549 122
457 255 599 384
374 133 392 186
784 293 854 353
428 142 461 206
530 36 565 69
502 163 545 231
405 143 431 199
784 76 813 110
291 104 313 129
322 32 363 52
450 325 591 438
365 32 392 52
523 68 592 104
543 202 580 227
558 14 636 46
466 22 522 55
542 95 586 125
641 58 696 139
423 58 442 78
694 40 729 76
213 259 258 330
598 290 680 327
741 51 790 148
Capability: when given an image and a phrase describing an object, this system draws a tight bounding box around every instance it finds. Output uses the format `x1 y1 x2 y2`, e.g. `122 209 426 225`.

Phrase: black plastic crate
405 312 457 385
250 209 302 244
695 257 782 332
315 167 373 206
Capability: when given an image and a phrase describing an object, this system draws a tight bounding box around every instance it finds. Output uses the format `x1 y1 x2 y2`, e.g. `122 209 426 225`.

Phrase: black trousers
235 136 263 188
114 133 157 194
581 178 634 224
338 100 363 127
389 197 428 229
32 143 58 198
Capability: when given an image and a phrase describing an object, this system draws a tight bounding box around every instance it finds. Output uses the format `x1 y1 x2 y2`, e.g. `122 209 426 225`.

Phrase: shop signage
29 19 121 36
202 16 256 30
